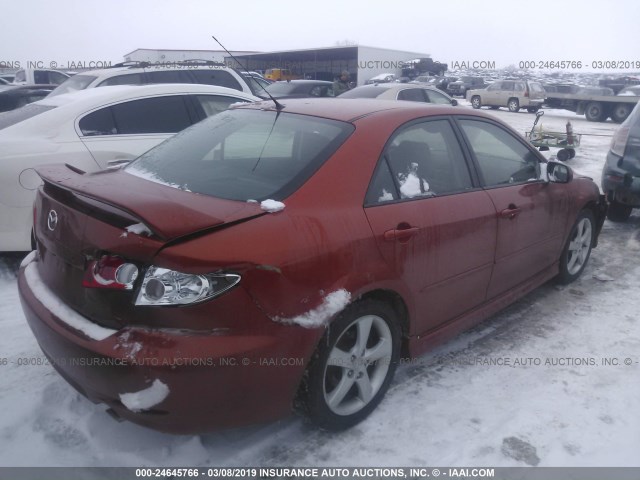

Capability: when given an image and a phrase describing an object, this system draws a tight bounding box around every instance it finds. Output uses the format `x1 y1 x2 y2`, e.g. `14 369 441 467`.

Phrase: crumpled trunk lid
32 164 265 330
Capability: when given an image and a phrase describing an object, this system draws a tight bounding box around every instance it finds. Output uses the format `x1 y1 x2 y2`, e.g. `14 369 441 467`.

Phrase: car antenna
211 34 284 111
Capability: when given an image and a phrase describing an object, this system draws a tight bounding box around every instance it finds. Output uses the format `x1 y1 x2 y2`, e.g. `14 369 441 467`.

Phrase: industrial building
122 46 433 86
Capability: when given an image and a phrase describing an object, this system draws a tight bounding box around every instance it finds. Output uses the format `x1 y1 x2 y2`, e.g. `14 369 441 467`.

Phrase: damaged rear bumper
18 254 318 434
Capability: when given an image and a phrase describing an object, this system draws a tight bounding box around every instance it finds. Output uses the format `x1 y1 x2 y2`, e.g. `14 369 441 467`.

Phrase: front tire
471 96 481 109
299 299 401 430
557 210 595 284
508 98 520 112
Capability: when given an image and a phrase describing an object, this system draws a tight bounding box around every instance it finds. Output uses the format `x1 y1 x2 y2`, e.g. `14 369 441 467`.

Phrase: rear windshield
48 74 97 97
0 104 56 130
125 109 354 201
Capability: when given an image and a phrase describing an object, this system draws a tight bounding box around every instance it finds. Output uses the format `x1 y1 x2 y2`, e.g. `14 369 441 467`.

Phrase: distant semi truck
544 84 639 123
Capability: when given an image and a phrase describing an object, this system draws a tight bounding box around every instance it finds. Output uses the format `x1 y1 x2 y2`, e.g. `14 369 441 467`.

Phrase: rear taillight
83 255 139 290
135 267 240 306
610 126 630 157
524 87 529 97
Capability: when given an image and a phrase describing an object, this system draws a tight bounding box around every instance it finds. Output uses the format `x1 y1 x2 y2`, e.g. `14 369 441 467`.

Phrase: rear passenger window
366 119 473 204
397 89 426 102
459 119 540 186
79 96 193 136
111 96 193 134
190 70 242 91
79 107 117 136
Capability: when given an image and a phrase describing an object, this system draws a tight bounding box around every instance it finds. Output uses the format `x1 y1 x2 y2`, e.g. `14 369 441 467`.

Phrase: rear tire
471 96 481 109
557 210 595 284
607 200 633 222
508 98 520 112
611 103 632 123
299 299 401 431
585 102 607 122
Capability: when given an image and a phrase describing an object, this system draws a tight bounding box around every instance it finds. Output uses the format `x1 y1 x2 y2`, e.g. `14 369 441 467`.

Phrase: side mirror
450 99 458 106
538 146 549 151
547 161 573 184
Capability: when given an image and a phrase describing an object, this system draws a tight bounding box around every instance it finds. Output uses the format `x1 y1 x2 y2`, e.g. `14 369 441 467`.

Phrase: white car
0 84 260 251
48 62 256 97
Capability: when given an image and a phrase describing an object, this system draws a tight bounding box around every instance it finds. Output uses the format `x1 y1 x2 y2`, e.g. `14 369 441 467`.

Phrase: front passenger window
459 119 540 187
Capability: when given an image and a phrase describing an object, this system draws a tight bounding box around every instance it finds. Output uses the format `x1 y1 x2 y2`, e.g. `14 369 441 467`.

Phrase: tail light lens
83 255 139 290
135 267 240 306
610 126 630 157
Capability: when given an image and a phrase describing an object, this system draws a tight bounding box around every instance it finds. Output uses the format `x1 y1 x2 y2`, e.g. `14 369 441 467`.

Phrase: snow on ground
0 107 638 467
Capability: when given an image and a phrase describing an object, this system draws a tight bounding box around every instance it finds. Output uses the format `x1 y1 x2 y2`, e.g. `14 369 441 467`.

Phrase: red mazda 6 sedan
19 99 606 433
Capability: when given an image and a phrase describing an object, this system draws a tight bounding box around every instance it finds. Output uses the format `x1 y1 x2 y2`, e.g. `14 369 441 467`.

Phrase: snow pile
260 199 285 213
124 223 152 237
23 263 117 341
378 189 394 202
275 289 351 328
119 379 170 412
113 331 143 359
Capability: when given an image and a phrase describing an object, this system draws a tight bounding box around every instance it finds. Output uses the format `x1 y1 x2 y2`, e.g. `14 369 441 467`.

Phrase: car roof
354 83 440 92
238 97 486 123
69 64 237 79
275 80 333 85
36 83 258 109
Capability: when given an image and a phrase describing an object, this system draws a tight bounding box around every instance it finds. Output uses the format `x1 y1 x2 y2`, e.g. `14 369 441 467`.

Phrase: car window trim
451 115 548 190
363 115 483 209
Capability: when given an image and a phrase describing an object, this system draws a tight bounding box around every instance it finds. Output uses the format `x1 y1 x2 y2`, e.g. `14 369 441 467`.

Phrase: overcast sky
3 0 639 71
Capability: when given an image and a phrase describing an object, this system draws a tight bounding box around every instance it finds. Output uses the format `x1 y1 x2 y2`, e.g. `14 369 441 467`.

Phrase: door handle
499 206 521 220
384 227 419 242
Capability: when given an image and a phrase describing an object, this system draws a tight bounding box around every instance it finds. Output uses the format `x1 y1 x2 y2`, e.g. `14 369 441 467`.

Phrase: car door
457 117 570 299
498 81 515 107
364 118 497 335
78 95 197 168
483 82 502 105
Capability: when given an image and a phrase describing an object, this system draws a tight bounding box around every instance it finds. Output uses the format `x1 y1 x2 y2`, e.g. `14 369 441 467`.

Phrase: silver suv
467 79 546 113
48 61 257 98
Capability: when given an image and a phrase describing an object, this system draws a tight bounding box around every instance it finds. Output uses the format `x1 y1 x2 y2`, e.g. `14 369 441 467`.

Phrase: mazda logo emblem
47 210 58 231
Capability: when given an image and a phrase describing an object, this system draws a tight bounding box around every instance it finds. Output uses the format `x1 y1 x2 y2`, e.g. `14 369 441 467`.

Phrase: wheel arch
580 199 607 247
356 288 410 355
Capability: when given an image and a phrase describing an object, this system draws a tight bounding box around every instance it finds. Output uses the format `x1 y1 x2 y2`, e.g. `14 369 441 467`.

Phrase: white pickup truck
12 68 70 85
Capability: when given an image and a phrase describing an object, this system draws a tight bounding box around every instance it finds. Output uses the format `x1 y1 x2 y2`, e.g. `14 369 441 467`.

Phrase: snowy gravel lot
0 104 638 467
